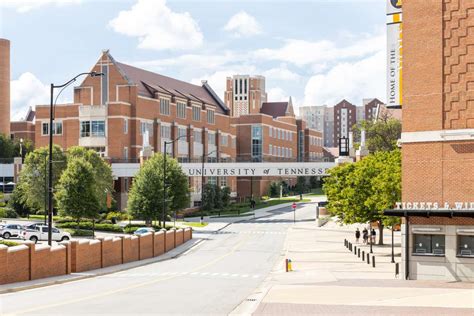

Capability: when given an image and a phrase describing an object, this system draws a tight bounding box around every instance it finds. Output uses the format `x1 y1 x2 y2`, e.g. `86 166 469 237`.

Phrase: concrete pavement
0 201 314 315
232 212 474 315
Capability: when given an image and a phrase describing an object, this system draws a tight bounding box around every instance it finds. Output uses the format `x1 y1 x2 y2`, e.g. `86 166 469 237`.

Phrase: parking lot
0 219 129 245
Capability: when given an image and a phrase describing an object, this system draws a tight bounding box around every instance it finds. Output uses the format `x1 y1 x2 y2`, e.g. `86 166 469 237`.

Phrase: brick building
385 0 474 281
333 99 357 146
34 50 237 209
10 107 36 145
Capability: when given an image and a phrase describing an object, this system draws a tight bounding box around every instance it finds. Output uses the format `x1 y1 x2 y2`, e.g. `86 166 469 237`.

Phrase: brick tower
0 38 10 136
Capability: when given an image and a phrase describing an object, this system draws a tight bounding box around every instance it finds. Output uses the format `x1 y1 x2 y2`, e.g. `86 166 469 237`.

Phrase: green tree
221 186 231 208
17 145 67 213
214 185 223 210
55 157 100 223
269 182 279 197
67 146 114 212
127 153 189 226
295 176 307 198
0 134 14 159
201 183 216 211
8 184 32 218
309 176 319 189
353 113 401 152
323 150 401 245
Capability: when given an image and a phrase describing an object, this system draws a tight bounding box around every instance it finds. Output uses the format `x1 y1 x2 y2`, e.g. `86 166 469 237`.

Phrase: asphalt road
0 202 318 316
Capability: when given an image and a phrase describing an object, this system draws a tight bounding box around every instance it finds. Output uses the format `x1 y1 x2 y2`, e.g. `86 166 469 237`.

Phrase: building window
123 147 128 159
178 127 187 140
251 125 262 162
207 109 215 124
177 102 186 119
87 146 106 157
123 118 128 134
298 130 304 162
42 122 62 135
208 177 217 186
269 144 272 155
413 234 445 256
101 64 108 105
208 133 216 146
160 98 170 115
91 121 105 137
194 130 202 143
220 176 227 188
232 137 236 148
458 235 474 257
80 121 90 137
220 134 228 147
140 122 153 137
192 106 201 121
160 125 171 139
269 127 272 137
289 148 293 157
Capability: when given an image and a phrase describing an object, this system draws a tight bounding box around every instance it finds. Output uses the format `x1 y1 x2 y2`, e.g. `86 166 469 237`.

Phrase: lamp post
391 225 395 263
47 72 103 246
162 135 186 229
19 138 24 163
201 149 217 222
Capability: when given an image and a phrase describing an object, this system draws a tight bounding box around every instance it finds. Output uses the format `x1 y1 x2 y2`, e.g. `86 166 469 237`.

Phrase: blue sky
0 0 386 120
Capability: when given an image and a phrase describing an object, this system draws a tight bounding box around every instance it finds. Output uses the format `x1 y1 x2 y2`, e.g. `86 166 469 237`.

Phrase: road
0 201 318 315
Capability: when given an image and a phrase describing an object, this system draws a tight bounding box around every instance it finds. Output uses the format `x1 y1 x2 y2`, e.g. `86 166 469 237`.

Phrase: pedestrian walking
362 228 368 244
355 228 361 243
371 228 376 244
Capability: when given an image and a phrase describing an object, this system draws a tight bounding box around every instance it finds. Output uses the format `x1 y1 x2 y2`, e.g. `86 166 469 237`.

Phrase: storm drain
246 298 257 302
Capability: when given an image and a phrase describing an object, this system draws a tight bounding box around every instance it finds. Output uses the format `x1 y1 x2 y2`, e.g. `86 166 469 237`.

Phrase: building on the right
385 1 474 281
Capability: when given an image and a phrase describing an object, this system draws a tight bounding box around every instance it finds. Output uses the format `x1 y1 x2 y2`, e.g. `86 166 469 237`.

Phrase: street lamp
200 149 217 223
47 71 103 246
19 138 24 163
162 135 186 229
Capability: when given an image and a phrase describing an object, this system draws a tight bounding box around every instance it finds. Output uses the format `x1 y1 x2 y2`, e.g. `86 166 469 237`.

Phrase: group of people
355 227 376 244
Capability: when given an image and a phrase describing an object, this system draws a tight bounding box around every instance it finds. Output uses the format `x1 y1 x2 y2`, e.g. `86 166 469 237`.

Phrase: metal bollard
285 259 289 272
372 256 375 268
358 248 360 258
362 251 365 261
395 262 399 277
354 246 357 255
367 254 370 264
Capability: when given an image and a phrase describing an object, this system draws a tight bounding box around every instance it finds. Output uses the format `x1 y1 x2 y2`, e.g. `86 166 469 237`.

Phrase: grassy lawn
0 240 21 247
304 188 325 196
178 221 209 227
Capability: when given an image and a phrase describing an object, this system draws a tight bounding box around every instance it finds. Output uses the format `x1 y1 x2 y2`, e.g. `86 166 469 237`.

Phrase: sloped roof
260 101 290 118
115 61 229 114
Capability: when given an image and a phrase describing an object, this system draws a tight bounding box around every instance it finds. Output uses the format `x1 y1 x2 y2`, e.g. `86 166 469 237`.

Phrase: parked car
21 226 71 243
23 223 48 231
133 227 155 235
0 224 24 239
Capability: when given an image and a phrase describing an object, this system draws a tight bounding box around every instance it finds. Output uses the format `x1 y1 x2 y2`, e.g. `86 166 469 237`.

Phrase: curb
0 238 204 295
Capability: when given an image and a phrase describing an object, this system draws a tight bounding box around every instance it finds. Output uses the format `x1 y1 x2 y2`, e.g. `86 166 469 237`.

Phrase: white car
21 226 71 243
1 224 24 239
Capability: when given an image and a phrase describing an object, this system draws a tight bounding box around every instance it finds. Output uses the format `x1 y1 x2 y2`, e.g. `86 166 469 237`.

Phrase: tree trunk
378 221 384 245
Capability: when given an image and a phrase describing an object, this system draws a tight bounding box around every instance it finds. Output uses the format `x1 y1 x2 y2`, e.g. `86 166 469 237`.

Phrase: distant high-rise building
299 105 335 147
363 98 385 122
333 99 357 146
224 75 267 117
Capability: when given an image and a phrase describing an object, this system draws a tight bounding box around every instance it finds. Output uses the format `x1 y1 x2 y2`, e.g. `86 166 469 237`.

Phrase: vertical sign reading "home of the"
386 0 402 108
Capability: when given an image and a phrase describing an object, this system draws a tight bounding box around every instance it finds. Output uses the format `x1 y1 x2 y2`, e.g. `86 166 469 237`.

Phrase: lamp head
90 72 105 77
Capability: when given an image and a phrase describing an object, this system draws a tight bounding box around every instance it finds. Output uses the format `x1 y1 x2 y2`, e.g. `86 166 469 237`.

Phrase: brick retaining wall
0 227 193 285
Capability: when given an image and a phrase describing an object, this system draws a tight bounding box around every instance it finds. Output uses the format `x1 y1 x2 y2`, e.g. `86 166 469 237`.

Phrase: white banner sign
387 0 403 108
111 162 336 178
181 162 335 177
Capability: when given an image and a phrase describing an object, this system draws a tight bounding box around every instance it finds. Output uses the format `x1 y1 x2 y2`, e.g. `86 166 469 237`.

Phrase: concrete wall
0 228 193 285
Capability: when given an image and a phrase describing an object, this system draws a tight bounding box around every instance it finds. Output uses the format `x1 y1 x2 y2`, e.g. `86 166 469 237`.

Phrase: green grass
179 222 208 228
304 188 325 196
0 240 21 247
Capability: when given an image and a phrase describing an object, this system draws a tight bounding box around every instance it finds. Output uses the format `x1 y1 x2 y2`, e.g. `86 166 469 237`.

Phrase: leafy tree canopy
353 113 401 153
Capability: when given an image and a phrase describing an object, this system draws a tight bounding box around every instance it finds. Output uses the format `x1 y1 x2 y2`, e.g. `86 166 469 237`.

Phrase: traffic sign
292 202 297 209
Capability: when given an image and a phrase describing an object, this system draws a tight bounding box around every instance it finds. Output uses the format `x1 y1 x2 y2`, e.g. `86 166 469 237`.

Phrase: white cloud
267 87 289 102
303 51 385 107
263 65 300 81
0 0 81 13
253 32 384 67
224 11 262 37
10 72 49 120
108 0 203 51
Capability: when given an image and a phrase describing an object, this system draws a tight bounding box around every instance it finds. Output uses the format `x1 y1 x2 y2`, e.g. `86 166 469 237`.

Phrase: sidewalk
232 220 474 315
0 238 202 294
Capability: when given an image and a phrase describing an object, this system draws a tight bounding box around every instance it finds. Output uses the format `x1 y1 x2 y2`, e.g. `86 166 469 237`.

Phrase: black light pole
48 72 103 245
201 149 217 220
162 135 186 229
391 226 395 263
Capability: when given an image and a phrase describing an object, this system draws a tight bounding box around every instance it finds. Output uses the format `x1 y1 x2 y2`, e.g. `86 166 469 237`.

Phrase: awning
384 209 474 218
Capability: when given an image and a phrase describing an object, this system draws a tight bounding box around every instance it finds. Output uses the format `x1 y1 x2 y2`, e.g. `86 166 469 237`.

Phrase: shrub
0 208 18 218
0 240 21 247
63 228 94 237
56 221 124 232
261 196 269 201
